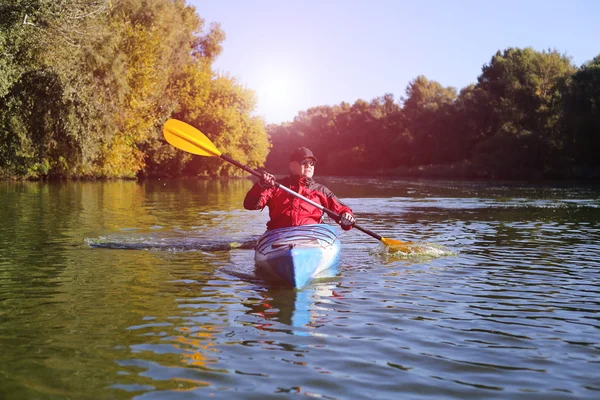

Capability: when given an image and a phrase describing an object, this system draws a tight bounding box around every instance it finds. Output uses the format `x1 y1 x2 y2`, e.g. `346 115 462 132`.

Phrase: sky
188 0 600 124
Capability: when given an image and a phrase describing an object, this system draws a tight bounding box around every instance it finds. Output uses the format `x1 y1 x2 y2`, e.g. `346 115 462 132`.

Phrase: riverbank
3 160 600 182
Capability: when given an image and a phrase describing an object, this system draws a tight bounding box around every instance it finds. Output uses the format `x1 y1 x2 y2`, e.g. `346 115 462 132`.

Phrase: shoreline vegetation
1 1 599 182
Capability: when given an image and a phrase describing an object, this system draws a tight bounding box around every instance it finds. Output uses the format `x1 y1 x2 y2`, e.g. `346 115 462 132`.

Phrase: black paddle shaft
220 154 263 179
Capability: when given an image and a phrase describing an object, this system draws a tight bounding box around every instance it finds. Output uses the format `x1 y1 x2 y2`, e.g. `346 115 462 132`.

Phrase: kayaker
244 147 356 231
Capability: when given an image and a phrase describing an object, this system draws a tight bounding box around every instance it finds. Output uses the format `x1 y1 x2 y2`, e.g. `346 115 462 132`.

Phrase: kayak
254 224 341 288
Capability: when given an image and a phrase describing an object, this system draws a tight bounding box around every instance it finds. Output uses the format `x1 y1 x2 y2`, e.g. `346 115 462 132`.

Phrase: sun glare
254 68 307 123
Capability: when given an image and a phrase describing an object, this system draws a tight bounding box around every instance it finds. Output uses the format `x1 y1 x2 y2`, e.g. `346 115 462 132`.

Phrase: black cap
289 147 317 163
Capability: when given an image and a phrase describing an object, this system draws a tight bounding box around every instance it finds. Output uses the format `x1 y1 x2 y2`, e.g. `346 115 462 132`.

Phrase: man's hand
259 171 276 188
339 212 355 230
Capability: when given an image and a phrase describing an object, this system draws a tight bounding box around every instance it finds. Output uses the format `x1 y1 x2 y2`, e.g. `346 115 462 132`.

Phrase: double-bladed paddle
163 119 411 252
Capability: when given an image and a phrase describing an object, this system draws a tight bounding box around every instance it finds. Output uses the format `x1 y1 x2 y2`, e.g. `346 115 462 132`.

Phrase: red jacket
244 175 353 230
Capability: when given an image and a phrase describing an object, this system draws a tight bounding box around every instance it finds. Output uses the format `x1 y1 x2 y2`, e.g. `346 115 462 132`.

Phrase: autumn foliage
0 0 268 179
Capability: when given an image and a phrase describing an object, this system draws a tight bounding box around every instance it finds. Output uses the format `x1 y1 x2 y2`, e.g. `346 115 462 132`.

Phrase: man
244 147 356 231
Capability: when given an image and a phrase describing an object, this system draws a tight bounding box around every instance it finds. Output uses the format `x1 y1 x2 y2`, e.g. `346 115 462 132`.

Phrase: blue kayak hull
254 224 341 288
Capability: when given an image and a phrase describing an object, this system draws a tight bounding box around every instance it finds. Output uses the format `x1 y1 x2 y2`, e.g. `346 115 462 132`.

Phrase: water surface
1 178 599 399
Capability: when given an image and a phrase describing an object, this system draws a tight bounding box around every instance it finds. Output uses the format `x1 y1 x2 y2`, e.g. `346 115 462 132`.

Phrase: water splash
371 242 456 262
84 234 258 252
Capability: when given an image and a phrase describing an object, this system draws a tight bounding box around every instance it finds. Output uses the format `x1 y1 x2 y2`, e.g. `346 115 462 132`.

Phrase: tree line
266 48 600 180
1 0 269 179
1 1 598 180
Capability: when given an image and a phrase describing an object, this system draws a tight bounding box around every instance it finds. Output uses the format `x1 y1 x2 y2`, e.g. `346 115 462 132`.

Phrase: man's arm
243 171 277 210
322 186 355 230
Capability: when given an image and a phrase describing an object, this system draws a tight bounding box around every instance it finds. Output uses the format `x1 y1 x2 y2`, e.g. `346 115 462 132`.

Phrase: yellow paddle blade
381 237 413 253
381 237 407 247
163 119 221 157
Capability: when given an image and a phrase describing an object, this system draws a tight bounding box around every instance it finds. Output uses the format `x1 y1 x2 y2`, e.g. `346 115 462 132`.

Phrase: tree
562 55 600 176
471 48 576 178
401 76 457 166
1 0 269 179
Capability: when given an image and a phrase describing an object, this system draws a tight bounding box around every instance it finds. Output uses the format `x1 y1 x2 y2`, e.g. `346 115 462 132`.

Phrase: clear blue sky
188 0 599 124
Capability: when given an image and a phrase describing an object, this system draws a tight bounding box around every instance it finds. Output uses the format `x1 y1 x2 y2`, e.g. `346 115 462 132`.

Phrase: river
0 178 598 399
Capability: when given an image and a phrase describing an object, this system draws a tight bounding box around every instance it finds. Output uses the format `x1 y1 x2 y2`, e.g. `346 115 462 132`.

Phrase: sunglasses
300 159 315 167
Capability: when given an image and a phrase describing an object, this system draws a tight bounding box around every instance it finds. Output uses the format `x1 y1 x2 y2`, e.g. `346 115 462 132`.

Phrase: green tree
265 95 406 175
471 48 576 178
562 55 600 176
401 76 457 166
0 0 51 177
0 0 115 178
266 105 342 174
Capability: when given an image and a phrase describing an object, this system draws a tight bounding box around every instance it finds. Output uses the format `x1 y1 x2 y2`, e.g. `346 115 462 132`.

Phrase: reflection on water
1 179 600 399
242 268 340 333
